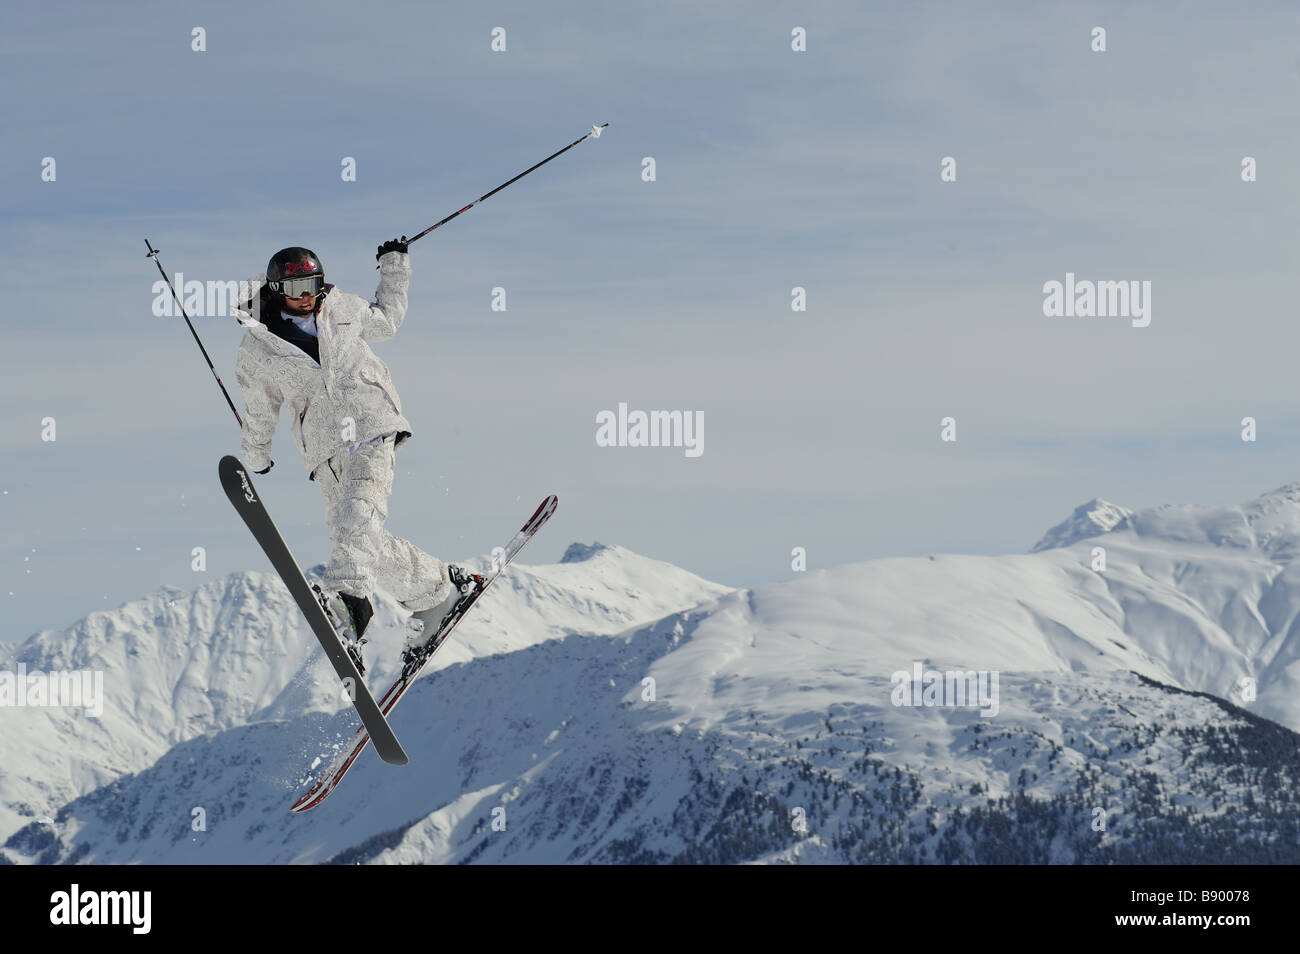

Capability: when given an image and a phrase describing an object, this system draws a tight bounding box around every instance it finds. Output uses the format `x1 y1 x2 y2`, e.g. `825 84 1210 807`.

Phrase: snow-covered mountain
10 609 1300 864
0 542 731 841
1030 498 1135 552
9 484 1300 864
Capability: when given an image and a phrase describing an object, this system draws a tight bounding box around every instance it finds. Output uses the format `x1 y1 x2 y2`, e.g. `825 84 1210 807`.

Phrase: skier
231 242 481 674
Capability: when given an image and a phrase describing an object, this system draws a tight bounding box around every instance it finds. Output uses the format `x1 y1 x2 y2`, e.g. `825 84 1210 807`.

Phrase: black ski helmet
265 247 325 307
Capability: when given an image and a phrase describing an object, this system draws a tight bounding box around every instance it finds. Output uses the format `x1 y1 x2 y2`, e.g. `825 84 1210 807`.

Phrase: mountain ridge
11 484 1300 862
0 543 732 839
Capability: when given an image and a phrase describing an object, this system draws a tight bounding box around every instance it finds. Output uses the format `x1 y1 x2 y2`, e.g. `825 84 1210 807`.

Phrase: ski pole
144 238 244 428
397 122 609 250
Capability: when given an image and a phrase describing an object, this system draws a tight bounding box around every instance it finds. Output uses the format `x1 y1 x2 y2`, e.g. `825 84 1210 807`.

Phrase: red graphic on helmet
284 260 318 275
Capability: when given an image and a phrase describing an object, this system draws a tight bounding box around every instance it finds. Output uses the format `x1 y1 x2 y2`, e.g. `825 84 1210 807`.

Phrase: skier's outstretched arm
235 344 283 473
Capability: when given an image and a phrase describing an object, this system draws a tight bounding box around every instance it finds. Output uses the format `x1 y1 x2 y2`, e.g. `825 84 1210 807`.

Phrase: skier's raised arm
361 238 410 342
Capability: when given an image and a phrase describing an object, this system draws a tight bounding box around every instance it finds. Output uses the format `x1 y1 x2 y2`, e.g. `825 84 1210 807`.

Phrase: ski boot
401 565 485 667
312 583 373 675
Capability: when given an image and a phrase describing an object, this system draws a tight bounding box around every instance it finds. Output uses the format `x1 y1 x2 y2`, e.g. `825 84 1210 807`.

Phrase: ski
289 493 558 813
218 455 409 766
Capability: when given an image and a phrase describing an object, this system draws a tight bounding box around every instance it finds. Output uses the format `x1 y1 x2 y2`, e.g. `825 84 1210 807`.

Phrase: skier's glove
376 237 409 261
255 461 273 475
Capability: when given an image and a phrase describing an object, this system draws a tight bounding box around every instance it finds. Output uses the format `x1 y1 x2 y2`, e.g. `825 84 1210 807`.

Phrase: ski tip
219 456 260 506
289 779 325 813
524 495 558 528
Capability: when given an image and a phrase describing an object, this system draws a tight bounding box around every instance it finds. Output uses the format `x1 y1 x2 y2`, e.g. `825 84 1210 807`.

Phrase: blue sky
3 1 1300 639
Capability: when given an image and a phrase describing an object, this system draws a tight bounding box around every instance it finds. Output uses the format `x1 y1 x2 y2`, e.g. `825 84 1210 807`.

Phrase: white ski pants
312 434 448 612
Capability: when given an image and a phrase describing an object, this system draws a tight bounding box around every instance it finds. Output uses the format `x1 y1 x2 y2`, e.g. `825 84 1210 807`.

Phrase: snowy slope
11 613 1299 864
0 543 731 839
12 482 1300 863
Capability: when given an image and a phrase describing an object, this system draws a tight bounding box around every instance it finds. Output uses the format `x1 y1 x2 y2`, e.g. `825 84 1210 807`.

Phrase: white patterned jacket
231 251 413 477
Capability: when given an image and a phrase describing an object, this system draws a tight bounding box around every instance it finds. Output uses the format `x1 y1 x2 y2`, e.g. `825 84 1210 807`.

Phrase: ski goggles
273 275 323 299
